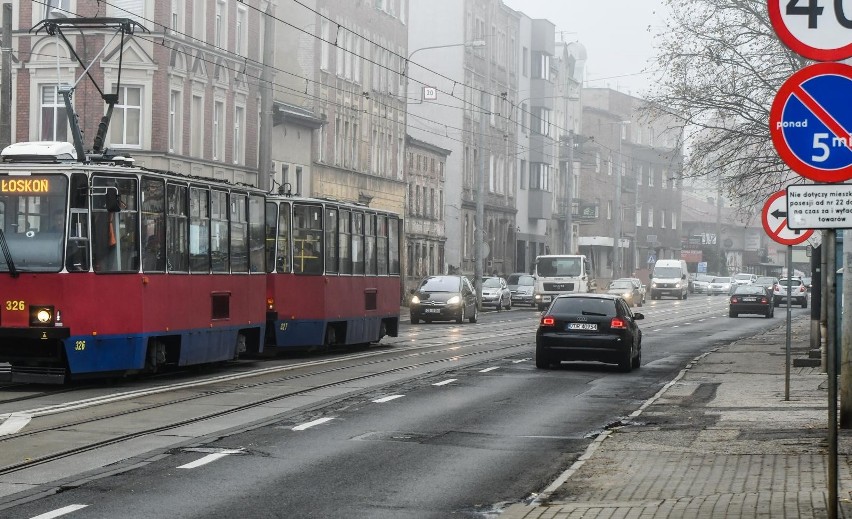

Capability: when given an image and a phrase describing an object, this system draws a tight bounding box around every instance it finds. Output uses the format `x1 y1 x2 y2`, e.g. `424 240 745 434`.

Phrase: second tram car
264 195 401 351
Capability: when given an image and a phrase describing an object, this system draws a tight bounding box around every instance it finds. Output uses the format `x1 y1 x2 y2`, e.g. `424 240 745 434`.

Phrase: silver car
481 276 512 310
507 272 536 307
707 277 733 296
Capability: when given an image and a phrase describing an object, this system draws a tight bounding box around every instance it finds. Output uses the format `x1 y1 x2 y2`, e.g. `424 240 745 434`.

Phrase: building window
109 0 143 22
192 0 205 39
295 166 303 195
39 85 69 142
529 163 550 191
535 108 551 136
168 90 181 153
213 100 225 161
607 201 612 220
235 6 247 56
45 0 71 18
648 166 655 187
233 105 245 165
320 19 330 71
170 0 184 37
215 0 227 48
660 210 666 229
110 85 142 148
648 208 654 227
636 206 642 227
190 94 203 156
672 211 678 230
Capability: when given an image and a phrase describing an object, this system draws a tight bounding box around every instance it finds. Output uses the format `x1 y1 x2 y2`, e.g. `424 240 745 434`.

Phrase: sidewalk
501 316 852 518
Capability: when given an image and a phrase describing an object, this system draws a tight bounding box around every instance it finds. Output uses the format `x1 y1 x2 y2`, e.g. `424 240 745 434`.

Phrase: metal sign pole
827 229 838 519
786 245 792 401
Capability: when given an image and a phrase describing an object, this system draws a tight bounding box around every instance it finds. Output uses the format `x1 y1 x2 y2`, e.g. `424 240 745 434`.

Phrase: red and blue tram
0 142 268 383
264 195 401 351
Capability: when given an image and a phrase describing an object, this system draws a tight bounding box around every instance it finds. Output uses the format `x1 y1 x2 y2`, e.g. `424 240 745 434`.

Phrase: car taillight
541 316 555 326
761 297 768 303
610 317 627 329
730 297 739 303
800 285 806 293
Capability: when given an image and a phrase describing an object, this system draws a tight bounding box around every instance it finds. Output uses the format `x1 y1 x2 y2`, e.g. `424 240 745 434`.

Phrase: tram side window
264 202 278 273
352 212 364 275
275 202 291 273
249 194 265 273
389 217 400 275
141 178 165 272
211 190 230 273
365 213 377 275
66 173 90 272
325 207 338 274
377 215 388 275
338 209 352 274
92 176 138 273
231 193 249 273
293 203 322 275
167 184 189 272
189 187 211 273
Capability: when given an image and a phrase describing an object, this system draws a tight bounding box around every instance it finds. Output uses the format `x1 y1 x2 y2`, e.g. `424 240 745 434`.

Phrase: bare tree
646 0 809 211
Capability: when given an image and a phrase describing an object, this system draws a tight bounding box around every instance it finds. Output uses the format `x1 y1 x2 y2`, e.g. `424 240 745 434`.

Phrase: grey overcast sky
502 0 667 97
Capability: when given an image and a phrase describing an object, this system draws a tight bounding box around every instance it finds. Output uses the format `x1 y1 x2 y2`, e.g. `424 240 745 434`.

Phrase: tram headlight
29 306 55 327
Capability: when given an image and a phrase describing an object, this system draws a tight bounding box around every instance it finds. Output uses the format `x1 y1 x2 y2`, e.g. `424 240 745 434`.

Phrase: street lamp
403 40 486 78
613 120 630 280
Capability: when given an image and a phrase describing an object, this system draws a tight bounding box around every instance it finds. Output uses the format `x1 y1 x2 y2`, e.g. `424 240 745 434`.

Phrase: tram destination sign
770 62 852 183
787 184 852 229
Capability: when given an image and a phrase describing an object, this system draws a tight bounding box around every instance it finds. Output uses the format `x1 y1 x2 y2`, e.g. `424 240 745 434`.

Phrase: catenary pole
0 3 11 149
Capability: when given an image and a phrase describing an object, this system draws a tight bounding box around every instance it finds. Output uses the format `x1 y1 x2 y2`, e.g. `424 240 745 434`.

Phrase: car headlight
651 282 657 288
411 295 420 305
674 282 681 288
447 295 461 305
623 292 632 299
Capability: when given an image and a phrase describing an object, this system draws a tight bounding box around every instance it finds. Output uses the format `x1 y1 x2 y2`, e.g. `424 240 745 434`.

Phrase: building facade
577 89 684 285
404 135 449 292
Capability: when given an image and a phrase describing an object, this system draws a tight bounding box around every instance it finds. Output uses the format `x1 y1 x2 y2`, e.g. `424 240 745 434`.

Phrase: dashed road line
433 379 457 386
479 367 500 373
293 417 335 431
178 449 244 469
0 412 32 436
30 505 89 519
373 395 404 403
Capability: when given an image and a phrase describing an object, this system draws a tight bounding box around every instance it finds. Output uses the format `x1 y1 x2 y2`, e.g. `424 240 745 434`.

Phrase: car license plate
424 308 441 314
743 297 757 302
541 296 551 302
568 323 597 331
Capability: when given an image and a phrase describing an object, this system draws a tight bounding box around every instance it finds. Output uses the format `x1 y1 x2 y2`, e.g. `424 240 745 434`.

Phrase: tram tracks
0 329 534 480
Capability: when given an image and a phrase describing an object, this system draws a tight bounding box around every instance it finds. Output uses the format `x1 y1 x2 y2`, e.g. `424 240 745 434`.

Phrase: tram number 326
5 300 24 311
75 341 86 351
786 0 852 29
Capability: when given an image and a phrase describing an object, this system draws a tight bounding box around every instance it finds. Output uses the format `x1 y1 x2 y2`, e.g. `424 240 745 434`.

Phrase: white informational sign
787 183 852 229
423 87 437 100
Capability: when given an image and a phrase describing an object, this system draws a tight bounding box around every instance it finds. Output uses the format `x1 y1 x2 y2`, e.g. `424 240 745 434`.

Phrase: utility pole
257 3 275 192
613 122 625 279
0 3 12 149
563 131 574 254
474 2 491 308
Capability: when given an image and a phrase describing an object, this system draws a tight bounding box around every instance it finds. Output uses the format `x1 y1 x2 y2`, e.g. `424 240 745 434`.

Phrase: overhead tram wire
48 0 589 154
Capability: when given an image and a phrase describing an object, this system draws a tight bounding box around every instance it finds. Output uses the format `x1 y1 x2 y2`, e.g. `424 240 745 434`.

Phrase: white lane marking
684 322 692 325
373 395 404 403
512 358 531 364
433 379 457 386
653 329 663 332
698 319 706 322
30 505 89 519
178 449 243 469
480 367 500 373
672 325 679 328
292 417 335 431
0 412 32 436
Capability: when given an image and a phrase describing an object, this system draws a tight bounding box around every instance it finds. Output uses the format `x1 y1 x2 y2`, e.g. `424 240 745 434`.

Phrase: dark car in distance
410 275 478 324
606 279 643 307
729 285 774 318
535 294 644 372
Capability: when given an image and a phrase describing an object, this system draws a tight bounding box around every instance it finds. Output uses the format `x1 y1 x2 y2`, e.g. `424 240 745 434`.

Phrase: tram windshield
0 174 68 272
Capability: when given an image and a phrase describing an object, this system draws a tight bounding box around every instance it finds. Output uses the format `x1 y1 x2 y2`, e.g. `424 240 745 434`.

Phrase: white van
650 259 689 300
533 254 595 310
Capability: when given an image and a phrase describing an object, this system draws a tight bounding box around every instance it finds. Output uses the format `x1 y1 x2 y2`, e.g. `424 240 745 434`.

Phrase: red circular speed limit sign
762 190 814 245
769 0 852 60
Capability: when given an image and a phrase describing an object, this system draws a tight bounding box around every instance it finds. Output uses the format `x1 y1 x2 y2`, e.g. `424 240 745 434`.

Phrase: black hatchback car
410 275 478 324
729 285 774 318
536 294 644 372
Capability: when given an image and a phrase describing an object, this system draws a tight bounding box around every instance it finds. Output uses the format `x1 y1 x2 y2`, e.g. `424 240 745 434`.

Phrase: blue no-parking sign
770 62 852 183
